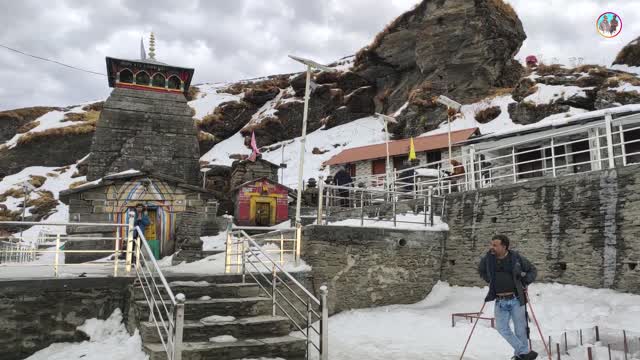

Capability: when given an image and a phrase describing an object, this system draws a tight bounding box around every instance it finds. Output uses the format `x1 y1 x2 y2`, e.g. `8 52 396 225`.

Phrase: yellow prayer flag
408 137 417 161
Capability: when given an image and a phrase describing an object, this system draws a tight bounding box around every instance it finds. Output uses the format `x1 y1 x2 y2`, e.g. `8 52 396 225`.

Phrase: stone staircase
134 275 307 360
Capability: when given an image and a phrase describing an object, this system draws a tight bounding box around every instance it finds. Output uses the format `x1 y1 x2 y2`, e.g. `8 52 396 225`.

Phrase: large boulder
354 0 526 136
613 36 640 67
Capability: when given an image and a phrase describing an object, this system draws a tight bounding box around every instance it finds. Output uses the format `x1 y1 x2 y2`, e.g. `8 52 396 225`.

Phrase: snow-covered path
322 282 640 360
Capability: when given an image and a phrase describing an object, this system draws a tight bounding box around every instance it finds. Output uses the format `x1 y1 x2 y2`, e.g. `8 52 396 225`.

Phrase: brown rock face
613 37 640 67
353 0 526 136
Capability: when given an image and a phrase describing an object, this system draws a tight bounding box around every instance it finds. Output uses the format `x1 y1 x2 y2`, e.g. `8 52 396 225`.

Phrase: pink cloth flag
248 131 261 162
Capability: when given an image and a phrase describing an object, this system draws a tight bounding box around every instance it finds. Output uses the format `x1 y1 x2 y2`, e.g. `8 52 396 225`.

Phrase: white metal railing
316 181 445 227
0 221 132 276
132 214 185 360
225 225 329 360
346 112 640 196
226 220 301 270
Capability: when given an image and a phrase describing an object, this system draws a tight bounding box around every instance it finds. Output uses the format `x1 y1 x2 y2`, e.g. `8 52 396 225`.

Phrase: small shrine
234 177 291 226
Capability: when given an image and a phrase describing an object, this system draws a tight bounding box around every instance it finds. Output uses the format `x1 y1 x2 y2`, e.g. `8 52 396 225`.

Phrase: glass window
135 71 150 85
119 69 133 83
152 73 166 87
168 76 181 90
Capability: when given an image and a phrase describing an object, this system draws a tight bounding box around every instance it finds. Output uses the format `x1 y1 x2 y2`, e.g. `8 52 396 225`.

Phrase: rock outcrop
353 0 526 136
613 36 640 67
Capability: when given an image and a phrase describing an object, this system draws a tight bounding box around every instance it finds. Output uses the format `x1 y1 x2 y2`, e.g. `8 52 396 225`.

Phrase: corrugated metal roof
323 128 479 166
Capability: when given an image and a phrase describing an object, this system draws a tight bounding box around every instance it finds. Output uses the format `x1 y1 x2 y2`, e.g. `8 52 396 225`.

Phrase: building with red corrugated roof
323 128 480 179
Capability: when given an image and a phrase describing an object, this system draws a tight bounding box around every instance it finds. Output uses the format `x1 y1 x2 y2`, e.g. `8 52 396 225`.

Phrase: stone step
143 335 306 360
140 315 291 343
133 282 262 300
135 297 271 321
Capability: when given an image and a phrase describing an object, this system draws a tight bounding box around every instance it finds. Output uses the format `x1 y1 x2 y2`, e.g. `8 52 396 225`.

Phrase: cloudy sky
1 0 639 111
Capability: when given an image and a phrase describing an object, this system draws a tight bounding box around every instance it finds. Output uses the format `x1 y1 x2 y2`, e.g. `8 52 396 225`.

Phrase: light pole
435 95 462 165
288 55 335 225
200 167 211 189
374 113 397 192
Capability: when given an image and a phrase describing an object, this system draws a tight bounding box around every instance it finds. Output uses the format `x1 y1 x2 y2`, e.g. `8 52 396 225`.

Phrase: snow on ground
523 84 593 105
25 309 147 360
611 64 640 76
611 82 640 93
2 104 93 149
421 95 523 137
0 164 84 242
201 232 227 251
161 243 311 275
188 83 242 120
202 116 387 188
328 212 449 231
319 281 640 360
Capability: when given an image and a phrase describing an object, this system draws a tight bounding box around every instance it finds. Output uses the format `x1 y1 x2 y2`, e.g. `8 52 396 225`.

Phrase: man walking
478 235 538 360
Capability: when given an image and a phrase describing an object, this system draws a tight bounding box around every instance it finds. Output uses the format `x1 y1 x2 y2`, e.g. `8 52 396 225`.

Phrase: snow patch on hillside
202 116 387 187
189 82 242 120
524 84 593 105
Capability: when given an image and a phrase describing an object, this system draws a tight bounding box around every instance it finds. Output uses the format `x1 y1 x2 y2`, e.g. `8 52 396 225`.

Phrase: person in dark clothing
478 234 538 360
333 166 353 207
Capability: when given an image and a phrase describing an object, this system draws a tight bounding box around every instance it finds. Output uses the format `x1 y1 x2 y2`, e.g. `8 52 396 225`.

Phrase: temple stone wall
87 88 200 186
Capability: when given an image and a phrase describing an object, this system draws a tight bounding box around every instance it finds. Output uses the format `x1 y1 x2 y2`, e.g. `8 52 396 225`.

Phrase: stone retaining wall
301 225 445 314
0 278 131 360
443 164 640 294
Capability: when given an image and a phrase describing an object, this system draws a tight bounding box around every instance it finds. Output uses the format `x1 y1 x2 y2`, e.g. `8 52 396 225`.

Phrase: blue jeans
495 297 529 356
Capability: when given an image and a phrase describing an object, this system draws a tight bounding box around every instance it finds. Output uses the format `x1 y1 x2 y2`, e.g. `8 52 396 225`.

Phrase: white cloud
1 0 640 110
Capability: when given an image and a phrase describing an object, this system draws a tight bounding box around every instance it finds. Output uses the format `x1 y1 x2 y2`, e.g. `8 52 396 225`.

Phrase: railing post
423 193 428 226
173 293 186 360
279 233 284 266
319 285 329 360
54 233 60 277
317 176 324 225
241 238 246 283
125 211 134 273
295 222 302 266
272 265 277 316
225 216 233 274
551 137 557 177
135 236 141 270
605 112 615 169
428 186 434 226
469 145 476 190
512 146 518 183
620 124 627 166
114 229 120 277
360 190 365 227
325 188 331 225
306 301 312 359
392 193 397 227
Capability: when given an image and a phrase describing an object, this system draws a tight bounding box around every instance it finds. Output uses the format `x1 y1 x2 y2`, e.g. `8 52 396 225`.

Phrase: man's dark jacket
478 250 537 306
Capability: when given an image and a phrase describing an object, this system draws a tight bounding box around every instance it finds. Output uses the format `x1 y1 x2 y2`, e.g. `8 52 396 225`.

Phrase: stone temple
60 37 217 262
86 42 200 184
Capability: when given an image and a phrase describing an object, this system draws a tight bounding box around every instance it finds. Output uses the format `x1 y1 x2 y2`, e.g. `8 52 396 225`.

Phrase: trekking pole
525 290 552 360
459 301 487 360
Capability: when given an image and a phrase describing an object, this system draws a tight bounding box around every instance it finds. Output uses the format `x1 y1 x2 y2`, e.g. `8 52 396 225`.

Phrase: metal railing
226 220 302 270
224 225 329 360
132 214 185 360
316 181 444 227
538 326 640 360
0 220 132 276
346 112 640 197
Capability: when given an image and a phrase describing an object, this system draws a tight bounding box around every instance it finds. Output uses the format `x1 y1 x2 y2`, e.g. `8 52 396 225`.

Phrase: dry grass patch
27 190 58 218
28 175 46 188
16 121 40 133
69 180 88 189
197 131 216 142
17 122 96 146
613 73 640 86
0 188 26 202
82 102 104 112
186 86 200 101
221 76 290 95
475 106 502 123
63 110 100 123
535 64 570 76
489 0 518 22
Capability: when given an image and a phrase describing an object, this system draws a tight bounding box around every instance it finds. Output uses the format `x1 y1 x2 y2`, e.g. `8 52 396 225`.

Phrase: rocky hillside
1 0 640 226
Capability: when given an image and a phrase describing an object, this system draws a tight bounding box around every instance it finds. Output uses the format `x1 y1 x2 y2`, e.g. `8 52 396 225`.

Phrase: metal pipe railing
224 223 329 360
